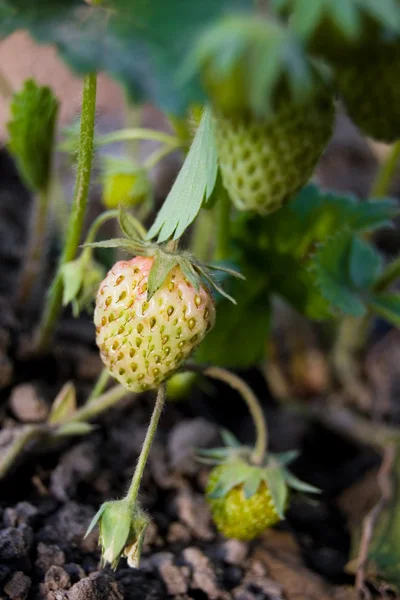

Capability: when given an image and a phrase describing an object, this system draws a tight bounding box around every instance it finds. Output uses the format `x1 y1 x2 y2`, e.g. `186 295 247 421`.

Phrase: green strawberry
101 157 150 209
206 464 282 540
94 256 216 392
335 44 400 142
213 93 334 214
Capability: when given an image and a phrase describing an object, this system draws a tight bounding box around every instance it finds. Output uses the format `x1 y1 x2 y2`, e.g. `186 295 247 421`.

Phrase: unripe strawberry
213 93 334 214
335 45 400 143
206 464 282 541
94 256 215 392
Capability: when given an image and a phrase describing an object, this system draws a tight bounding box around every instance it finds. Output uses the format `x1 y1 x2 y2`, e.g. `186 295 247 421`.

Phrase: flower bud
86 499 150 569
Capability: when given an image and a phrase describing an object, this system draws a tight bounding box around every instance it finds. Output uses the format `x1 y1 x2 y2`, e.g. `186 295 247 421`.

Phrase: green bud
60 250 105 317
102 156 151 209
86 499 150 569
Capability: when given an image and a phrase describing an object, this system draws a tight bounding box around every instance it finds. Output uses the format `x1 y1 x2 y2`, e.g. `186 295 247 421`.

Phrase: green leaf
313 231 383 317
7 78 58 191
0 0 252 115
282 468 321 493
220 429 242 448
262 468 288 519
243 469 262 499
147 253 179 300
48 382 76 424
60 259 85 306
368 293 400 328
207 461 250 499
148 106 218 242
195 266 271 368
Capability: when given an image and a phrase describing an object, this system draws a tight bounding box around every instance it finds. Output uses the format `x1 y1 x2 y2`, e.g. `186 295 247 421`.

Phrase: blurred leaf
314 231 383 316
148 106 218 242
195 266 271 368
262 467 287 519
0 0 252 114
275 0 400 42
48 382 77 424
54 422 95 437
185 14 321 116
7 78 58 191
368 293 400 329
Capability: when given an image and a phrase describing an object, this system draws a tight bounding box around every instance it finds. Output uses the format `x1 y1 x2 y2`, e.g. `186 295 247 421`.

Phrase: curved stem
68 384 129 424
371 140 400 197
85 209 119 245
35 73 97 352
185 365 267 465
214 189 231 261
97 128 178 147
144 142 182 170
16 186 51 308
126 384 167 505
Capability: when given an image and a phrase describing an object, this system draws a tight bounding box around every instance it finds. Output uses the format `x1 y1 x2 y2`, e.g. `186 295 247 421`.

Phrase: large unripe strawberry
94 256 216 392
335 45 400 143
213 93 334 214
206 464 281 540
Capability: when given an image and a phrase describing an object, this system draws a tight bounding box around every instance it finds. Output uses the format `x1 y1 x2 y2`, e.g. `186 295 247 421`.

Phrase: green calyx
199 430 319 519
85 207 244 303
85 498 149 569
60 248 105 317
186 13 331 117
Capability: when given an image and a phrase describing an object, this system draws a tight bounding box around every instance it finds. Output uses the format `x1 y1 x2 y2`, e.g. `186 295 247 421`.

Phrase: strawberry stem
126 383 167 505
35 73 97 352
184 365 268 465
88 368 111 402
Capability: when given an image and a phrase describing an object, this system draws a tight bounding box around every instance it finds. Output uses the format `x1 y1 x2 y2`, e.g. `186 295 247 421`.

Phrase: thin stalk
371 140 400 197
123 101 142 160
85 209 119 244
0 425 45 479
214 189 231 261
16 186 51 308
68 384 129 424
88 368 111 401
97 128 178 147
35 73 97 352
185 365 267 465
126 384 166 504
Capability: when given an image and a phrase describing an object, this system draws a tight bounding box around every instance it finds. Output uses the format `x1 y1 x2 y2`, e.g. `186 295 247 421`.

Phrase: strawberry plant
2 0 400 594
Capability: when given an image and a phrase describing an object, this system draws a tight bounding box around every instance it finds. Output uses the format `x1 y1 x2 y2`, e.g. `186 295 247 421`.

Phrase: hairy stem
371 140 400 197
85 209 119 245
185 365 267 465
126 384 167 504
16 186 51 308
35 73 97 352
68 384 129 423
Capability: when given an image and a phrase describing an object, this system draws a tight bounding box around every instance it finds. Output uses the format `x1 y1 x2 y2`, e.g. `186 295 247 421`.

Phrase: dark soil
0 109 399 600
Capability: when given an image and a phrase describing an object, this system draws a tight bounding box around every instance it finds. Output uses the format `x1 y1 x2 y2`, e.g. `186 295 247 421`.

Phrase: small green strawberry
213 93 334 214
190 15 335 214
199 435 319 541
92 209 242 392
335 44 400 143
206 463 282 540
